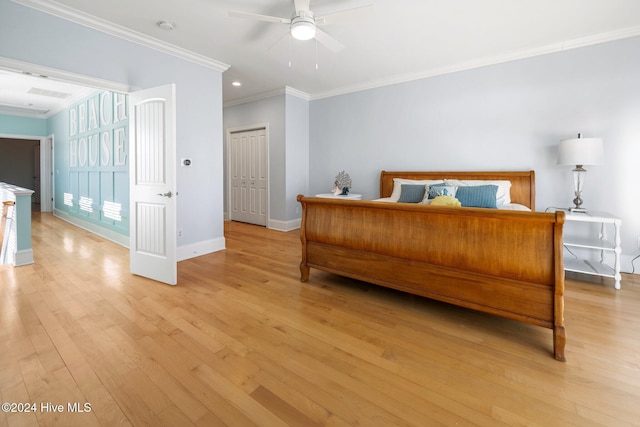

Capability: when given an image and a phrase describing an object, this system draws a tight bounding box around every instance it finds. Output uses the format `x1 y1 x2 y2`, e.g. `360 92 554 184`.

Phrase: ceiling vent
27 87 72 98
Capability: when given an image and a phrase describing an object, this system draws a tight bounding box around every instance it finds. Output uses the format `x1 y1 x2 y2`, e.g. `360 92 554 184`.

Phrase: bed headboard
379 170 536 210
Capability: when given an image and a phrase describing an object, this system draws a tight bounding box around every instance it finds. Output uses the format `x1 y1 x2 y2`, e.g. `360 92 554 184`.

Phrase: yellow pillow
430 195 461 207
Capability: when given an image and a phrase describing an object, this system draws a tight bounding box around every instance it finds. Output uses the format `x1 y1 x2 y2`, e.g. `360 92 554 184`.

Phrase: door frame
0 133 48 208
225 123 270 226
40 135 53 212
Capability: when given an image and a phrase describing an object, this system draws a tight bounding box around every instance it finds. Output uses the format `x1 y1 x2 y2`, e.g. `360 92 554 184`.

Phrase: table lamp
557 133 603 213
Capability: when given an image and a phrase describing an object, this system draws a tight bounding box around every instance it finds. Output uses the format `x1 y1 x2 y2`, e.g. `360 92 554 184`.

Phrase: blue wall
48 91 129 236
310 36 640 271
1 0 226 257
0 114 46 136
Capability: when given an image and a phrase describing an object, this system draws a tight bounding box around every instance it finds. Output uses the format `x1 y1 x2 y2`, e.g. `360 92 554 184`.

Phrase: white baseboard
14 249 34 266
268 218 301 232
223 212 301 232
177 237 225 261
54 209 227 262
54 209 129 247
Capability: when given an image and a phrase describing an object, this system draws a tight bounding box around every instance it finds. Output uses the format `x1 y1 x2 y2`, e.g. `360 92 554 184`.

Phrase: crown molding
285 86 310 101
311 25 640 101
0 56 132 93
11 0 229 73
223 88 285 108
45 87 97 118
0 56 127 118
224 86 310 108
0 104 49 119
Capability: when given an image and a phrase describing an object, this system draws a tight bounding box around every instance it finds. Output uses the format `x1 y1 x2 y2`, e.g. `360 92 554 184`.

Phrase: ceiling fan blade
229 10 290 24
316 5 373 26
294 0 311 14
314 28 344 52
267 31 291 51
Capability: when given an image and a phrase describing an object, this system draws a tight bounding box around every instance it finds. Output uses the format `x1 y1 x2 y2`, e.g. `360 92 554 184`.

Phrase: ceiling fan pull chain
315 39 319 70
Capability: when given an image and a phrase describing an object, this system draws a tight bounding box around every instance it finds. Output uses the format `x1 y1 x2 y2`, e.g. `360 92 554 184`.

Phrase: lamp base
571 191 585 213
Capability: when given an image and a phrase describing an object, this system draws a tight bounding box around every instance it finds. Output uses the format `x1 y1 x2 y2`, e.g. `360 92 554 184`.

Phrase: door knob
157 191 173 198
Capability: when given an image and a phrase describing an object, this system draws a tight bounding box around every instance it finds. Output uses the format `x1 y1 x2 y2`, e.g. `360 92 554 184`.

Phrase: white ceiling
0 69 95 118
3 0 640 115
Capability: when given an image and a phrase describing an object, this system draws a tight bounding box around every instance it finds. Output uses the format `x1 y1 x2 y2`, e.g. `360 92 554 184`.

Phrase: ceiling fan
229 0 372 52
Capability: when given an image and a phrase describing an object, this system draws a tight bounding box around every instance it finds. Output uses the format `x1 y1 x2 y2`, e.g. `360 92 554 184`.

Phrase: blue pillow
398 184 426 203
455 185 498 208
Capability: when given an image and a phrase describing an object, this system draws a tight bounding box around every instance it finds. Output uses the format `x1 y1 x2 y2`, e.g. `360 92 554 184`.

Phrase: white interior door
229 128 267 226
129 84 177 285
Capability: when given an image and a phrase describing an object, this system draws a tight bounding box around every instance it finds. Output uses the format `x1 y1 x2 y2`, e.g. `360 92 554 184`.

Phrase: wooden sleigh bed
297 171 567 361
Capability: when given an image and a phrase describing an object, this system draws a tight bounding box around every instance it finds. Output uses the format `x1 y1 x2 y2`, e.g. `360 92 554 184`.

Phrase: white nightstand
315 193 363 200
552 209 622 289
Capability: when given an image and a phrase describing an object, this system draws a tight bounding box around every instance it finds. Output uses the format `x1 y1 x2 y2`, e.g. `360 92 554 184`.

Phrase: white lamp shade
557 137 603 166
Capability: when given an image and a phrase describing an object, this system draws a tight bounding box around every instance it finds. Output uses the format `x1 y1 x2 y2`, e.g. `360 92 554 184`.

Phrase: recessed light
232 81 242 87
157 20 175 30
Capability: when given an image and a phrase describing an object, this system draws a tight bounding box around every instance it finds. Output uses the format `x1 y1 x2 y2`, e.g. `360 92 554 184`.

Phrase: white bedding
385 178 528 209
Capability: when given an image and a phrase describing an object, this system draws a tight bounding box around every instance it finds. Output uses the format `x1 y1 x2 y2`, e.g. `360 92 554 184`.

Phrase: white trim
11 0 229 73
14 249 34 266
310 25 640 101
0 104 49 118
46 88 97 118
0 133 52 211
0 56 132 94
0 132 42 140
226 122 271 134
39 136 53 212
223 87 310 108
224 88 286 108
285 86 311 101
268 218 301 232
0 57 118 119
53 208 130 247
177 238 225 262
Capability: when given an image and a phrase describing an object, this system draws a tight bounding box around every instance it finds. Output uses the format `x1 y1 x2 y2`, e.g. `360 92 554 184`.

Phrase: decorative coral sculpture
333 171 352 195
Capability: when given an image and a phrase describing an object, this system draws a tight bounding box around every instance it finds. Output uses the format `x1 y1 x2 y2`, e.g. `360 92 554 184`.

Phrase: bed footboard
297 195 566 361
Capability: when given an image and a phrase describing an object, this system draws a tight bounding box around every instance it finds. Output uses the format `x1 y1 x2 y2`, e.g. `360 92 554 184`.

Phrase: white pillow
497 203 531 211
444 179 512 206
389 178 444 201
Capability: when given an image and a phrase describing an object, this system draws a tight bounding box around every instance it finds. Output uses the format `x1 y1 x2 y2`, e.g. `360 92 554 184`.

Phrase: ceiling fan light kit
229 0 371 53
290 15 316 41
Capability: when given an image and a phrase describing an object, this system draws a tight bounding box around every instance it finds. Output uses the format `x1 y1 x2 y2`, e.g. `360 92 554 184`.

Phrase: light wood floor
1 214 639 426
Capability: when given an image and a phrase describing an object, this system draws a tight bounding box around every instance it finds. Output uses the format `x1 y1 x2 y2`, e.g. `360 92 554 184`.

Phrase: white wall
285 93 309 221
0 0 226 258
310 36 640 272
